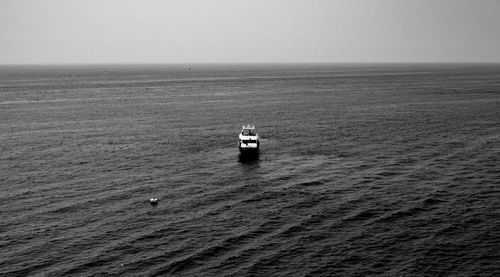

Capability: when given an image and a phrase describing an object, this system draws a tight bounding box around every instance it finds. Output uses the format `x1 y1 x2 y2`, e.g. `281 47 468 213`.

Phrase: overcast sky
1 0 500 64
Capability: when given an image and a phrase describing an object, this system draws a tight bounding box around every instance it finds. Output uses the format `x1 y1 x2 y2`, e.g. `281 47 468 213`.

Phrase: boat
238 124 259 153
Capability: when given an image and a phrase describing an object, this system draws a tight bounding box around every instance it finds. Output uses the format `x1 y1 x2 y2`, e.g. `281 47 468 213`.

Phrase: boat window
242 130 255 135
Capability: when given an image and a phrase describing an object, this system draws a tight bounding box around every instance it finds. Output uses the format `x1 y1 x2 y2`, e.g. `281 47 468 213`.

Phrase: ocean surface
1 64 499 276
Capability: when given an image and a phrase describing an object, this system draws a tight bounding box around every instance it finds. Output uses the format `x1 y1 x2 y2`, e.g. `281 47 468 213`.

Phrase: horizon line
2 61 500 67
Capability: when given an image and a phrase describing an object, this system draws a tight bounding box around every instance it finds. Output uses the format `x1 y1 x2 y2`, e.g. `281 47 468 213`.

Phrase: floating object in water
150 198 158 205
238 124 260 153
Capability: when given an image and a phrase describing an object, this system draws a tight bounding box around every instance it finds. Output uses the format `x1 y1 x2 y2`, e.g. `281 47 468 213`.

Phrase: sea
1 63 499 276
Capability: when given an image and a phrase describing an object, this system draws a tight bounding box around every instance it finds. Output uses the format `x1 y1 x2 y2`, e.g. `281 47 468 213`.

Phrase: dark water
1 64 500 276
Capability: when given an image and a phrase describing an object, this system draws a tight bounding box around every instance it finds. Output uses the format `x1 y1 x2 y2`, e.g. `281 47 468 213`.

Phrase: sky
1 0 500 64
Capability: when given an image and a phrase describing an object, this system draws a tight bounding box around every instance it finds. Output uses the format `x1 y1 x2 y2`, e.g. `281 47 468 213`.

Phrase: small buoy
150 198 158 205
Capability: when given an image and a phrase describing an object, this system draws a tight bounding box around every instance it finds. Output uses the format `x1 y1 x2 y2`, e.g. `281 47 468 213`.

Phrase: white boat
238 124 259 153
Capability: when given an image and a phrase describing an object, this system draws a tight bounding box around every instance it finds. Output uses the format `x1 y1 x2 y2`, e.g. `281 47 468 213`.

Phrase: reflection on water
238 151 260 165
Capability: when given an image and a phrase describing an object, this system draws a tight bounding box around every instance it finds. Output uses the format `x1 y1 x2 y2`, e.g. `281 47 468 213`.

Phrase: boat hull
239 146 259 153
238 140 259 154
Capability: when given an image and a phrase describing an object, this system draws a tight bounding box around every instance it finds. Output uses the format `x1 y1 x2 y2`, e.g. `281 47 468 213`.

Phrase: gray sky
1 0 500 64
